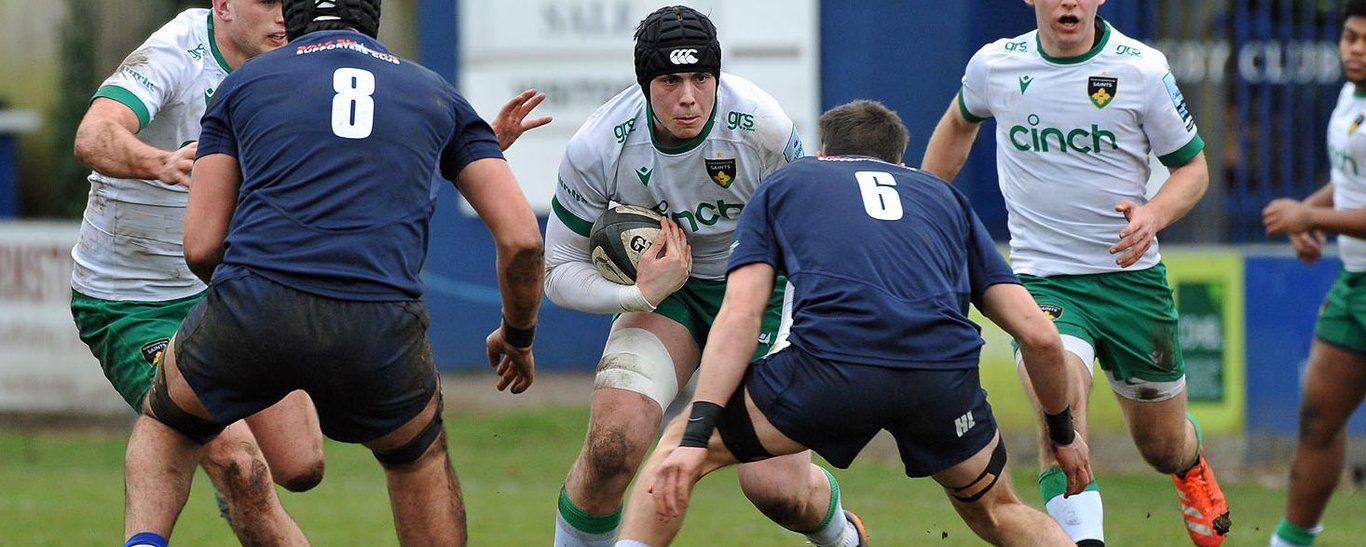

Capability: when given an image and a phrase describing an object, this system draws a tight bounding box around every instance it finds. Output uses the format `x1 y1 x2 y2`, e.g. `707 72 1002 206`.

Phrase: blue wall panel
1244 255 1366 436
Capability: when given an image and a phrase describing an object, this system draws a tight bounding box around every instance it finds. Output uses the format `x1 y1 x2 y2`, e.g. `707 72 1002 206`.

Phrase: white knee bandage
594 328 679 411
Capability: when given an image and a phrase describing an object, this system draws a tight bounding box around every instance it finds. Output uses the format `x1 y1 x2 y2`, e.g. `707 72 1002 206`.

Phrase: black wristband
501 316 535 349
679 401 724 448
1044 406 1076 446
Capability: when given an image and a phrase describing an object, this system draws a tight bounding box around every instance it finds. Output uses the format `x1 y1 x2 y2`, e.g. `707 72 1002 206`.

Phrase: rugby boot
844 510 870 546
1172 452 1231 546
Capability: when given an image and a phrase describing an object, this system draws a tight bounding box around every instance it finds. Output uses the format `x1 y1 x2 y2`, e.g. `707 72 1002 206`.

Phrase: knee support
593 328 678 410
145 366 225 443
950 440 1007 503
373 404 445 466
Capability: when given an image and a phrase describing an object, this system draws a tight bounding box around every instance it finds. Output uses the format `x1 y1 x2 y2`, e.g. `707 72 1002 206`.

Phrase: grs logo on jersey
727 111 754 131
1009 114 1118 154
1087 76 1118 109
187 43 206 61
1005 40 1029 53
667 199 744 232
705 157 737 188
1115 45 1143 57
669 48 699 65
1161 72 1196 132
613 118 637 143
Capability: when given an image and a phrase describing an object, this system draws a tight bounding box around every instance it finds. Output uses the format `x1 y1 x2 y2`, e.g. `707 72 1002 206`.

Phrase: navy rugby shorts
174 271 438 443
735 345 997 477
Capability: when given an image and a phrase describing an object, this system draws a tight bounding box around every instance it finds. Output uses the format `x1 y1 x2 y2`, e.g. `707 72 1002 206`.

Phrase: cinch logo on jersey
557 177 588 204
120 65 156 91
665 200 744 232
669 48 699 65
614 118 637 144
1330 144 1360 176
1008 114 1118 154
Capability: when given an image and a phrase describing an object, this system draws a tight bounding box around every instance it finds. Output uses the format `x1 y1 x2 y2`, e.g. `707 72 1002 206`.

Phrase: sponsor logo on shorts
1039 303 1064 320
141 338 170 366
954 410 976 438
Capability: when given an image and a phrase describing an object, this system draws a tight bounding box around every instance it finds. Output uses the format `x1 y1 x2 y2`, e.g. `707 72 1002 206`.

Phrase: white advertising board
458 0 820 215
0 222 125 414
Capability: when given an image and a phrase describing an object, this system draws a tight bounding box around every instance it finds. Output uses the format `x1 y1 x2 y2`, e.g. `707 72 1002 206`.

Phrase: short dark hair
1344 0 1366 28
818 100 909 164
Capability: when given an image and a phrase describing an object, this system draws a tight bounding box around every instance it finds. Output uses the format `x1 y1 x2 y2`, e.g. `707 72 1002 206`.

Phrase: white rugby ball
589 204 664 284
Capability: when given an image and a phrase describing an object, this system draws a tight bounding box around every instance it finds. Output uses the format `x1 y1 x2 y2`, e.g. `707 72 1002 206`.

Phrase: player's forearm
543 218 657 313
72 118 167 180
498 243 545 329
1148 152 1209 230
692 309 761 406
920 100 979 182
1305 207 1366 239
1303 183 1335 207
981 284 1070 414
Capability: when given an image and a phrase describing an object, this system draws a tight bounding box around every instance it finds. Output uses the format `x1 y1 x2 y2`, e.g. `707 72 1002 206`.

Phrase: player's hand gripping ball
589 204 664 284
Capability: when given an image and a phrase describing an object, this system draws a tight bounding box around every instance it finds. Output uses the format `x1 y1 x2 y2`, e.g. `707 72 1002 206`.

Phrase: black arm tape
950 439 1008 503
375 407 446 466
1044 406 1076 446
145 367 224 444
502 315 536 349
679 400 724 448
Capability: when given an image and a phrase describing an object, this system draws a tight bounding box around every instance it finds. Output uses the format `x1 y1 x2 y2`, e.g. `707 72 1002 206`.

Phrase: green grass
2 407 1362 546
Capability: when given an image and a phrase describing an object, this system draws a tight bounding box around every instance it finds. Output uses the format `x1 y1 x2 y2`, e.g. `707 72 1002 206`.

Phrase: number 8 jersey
197 29 503 301
957 19 1204 276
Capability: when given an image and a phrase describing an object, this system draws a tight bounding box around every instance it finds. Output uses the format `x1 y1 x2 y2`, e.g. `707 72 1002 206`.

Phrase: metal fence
1106 0 1344 243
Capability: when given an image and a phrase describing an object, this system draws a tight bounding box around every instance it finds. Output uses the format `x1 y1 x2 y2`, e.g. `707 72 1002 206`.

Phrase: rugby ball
589 204 664 284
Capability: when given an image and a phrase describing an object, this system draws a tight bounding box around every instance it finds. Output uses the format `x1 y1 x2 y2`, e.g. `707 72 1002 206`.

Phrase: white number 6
332 68 375 139
855 171 902 220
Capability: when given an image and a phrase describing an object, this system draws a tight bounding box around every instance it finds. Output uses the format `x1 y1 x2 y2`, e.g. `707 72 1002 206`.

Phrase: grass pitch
3 405 1362 546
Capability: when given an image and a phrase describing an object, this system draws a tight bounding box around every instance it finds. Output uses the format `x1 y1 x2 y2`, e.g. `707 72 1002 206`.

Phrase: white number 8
332 68 375 139
855 171 903 220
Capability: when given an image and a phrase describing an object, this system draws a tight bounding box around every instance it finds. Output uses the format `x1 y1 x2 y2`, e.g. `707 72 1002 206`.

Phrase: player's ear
214 0 232 21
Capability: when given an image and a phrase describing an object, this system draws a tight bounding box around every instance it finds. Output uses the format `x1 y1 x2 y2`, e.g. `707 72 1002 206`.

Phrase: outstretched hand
650 446 707 520
1050 434 1093 496
491 89 552 151
1110 199 1158 268
485 328 534 394
1262 198 1313 235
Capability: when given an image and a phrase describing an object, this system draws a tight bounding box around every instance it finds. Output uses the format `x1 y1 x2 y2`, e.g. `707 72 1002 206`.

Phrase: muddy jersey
551 72 804 281
1327 83 1366 272
71 9 231 300
958 19 1203 276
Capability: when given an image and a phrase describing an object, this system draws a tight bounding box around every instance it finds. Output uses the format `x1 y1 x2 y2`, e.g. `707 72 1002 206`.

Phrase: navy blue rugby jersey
197 30 503 301
728 156 1019 369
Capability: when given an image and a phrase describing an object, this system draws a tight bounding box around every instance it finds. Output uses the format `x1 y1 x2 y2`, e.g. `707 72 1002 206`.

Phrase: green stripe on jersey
552 196 594 237
1158 134 1204 167
93 85 151 130
206 12 232 73
957 88 988 123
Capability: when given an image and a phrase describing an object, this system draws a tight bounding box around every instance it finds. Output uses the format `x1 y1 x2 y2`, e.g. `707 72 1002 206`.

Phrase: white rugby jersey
552 73 803 281
71 9 228 300
958 20 1204 276
1327 83 1366 272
